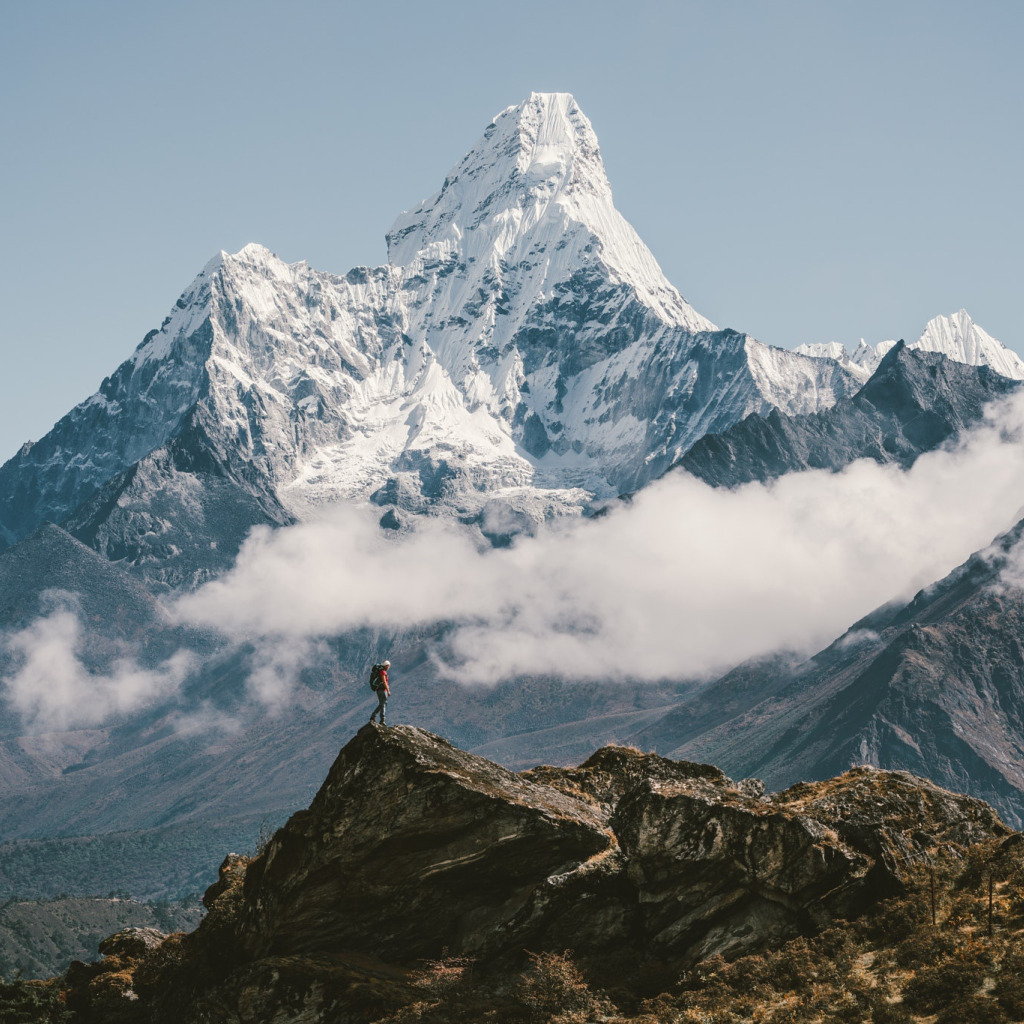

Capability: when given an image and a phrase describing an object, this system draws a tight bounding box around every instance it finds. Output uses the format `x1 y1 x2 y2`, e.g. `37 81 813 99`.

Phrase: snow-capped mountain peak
0 92 859 577
797 310 1024 383
388 93 611 265
387 93 607 266
914 309 1024 379
387 92 713 336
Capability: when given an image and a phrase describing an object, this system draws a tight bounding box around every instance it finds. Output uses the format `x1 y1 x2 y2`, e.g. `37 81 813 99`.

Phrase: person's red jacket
379 668 390 695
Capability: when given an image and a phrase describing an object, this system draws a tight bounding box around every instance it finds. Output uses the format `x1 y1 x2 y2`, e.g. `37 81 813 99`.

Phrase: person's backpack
369 664 386 691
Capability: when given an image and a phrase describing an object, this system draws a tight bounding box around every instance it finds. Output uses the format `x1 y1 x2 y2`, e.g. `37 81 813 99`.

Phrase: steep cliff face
62 726 1011 1023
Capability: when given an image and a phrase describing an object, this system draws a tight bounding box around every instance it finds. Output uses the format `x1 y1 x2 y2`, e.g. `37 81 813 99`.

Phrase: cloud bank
1 602 194 731
172 392 1024 688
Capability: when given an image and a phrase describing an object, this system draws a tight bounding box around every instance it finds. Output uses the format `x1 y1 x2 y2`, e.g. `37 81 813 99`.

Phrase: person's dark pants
370 690 388 725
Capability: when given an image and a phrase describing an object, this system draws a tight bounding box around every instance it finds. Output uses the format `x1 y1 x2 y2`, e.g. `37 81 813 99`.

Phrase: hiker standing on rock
369 660 391 726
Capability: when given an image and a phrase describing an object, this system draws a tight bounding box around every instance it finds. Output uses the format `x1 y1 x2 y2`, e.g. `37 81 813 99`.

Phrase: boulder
238 725 612 962
98 926 167 959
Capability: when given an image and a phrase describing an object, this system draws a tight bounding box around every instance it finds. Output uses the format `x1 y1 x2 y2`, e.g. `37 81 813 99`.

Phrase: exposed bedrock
64 726 1012 1023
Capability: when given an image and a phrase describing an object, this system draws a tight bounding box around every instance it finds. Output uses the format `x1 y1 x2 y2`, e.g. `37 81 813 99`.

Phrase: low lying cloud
172 392 1024 687
1 603 194 731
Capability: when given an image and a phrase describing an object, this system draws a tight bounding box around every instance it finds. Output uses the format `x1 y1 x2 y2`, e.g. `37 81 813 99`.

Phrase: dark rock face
62 727 1013 1023
239 726 612 963
676 343 1020 487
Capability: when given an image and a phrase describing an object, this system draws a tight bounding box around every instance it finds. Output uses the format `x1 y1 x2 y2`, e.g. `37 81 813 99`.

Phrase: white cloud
1 605 194 731
172 392 1024 685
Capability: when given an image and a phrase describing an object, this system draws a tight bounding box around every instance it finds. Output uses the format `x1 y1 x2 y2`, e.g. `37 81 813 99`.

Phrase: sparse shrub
719 954 770 996
821 999 865 1024
759 997 803 1023
902 958 987 1015
1004 882 1024 916
518 950 606 1021
412 955 475 997
936 994 1007 1024
250 818 276 858
811 927 857 977
893 927 959 968
869 997 912 1024
762 938 816 993
993 944 1024 1017
668 1009 742 1024
944 892 982 929
867 895 930 941
0 976 72 1024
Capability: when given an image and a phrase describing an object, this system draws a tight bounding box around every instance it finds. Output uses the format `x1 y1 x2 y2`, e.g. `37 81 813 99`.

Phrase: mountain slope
637 518 1024 826
0 93 857 582
676 342 1021 486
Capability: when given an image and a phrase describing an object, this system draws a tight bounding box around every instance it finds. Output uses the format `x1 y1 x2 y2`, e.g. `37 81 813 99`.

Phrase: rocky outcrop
97 928 169 960
238 726 612 964
63 726 1013 1023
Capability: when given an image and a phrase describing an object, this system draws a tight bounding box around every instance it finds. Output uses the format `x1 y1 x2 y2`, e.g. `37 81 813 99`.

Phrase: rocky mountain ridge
0 93 860 585
676 341 1022 486
61 725 1013 1023
796 308 1024 383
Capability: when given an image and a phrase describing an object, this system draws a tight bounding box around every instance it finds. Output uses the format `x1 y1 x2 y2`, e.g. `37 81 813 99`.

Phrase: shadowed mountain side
0 524 161 637
635 519 1024 826
61 418 295 591
62 725 1012 1023
675 343 1020 487
0 897 201 980
0 817 280 904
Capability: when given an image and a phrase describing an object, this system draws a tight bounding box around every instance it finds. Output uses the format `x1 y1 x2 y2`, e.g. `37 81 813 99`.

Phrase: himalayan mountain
0 92 860 588
2 92 1024 913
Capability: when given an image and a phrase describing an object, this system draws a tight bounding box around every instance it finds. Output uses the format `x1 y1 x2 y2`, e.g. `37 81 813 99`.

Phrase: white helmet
382 659 391 668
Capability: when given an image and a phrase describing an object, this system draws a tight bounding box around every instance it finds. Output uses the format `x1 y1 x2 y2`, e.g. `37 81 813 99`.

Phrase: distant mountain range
677 340 1020 486
2 91 1024 913
796 308 1024 383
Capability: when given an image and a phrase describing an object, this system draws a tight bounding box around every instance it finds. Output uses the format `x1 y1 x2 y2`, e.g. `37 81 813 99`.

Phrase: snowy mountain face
0 93 860 577
795 310 1024 383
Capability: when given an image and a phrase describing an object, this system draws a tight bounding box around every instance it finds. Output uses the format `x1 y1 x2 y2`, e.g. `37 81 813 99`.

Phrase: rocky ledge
64 724 1012 1023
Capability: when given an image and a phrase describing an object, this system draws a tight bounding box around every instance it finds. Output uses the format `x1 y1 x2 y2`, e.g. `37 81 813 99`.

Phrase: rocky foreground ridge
61 725 1014 1023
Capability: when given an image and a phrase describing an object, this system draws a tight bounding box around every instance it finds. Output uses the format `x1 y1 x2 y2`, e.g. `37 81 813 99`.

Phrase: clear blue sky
2 0 1022 461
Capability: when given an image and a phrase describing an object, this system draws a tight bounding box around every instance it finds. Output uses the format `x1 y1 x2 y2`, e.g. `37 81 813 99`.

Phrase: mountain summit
386 92 712 337
0 93 858 581
797 309 1024 382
